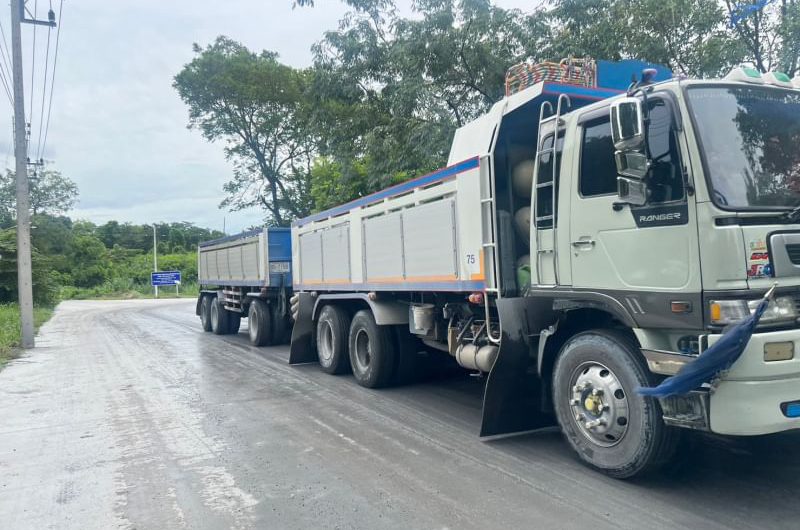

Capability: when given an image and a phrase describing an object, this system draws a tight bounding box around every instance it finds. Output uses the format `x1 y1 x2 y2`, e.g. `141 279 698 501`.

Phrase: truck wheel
316 305 350 374
210 296 230 335
348 310 396 388
248 299 273 347
228 313 241 334
200 295 213 332
552 330 679 478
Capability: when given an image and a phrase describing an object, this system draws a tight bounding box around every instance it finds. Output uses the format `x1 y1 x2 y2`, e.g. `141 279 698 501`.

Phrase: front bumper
706 329 800 436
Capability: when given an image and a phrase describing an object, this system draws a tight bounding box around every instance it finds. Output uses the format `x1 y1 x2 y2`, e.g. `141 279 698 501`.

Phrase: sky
0 0 534 234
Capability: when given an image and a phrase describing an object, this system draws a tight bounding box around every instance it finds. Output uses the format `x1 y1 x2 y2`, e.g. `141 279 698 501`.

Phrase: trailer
289 58 800 478
196 227 292 346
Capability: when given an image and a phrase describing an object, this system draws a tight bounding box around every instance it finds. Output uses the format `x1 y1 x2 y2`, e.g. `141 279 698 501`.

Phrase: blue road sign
151 271 181 286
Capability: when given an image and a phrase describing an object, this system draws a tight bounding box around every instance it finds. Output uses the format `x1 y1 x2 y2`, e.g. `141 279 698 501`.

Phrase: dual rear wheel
201 294 241 335
315 306 404 388
248 299 289 346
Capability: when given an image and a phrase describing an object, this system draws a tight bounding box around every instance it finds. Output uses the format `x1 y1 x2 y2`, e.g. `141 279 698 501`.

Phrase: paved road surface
1 299 798 529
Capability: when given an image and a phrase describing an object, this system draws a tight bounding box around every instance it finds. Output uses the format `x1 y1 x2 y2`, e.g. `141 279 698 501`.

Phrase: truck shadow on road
226 329 800 517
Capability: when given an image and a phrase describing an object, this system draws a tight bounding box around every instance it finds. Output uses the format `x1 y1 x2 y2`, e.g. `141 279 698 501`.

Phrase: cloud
0 0 536 233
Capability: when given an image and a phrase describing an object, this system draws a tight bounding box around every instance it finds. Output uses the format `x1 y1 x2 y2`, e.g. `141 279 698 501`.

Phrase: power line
0 20 13 94
39 0 62 160
0 66 13 106
28 0 37 156
35 15 51 159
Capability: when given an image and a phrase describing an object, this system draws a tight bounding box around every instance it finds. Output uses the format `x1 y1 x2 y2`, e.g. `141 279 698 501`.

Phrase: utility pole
153 224 158 298
10 1 55 348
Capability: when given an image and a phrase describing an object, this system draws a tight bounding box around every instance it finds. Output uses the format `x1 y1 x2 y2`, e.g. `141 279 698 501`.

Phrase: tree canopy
177 0 800 223
174 37 316 226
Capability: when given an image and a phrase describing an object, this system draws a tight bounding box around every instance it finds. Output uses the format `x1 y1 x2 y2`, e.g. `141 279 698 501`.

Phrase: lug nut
570 398 580 406
591 388 603 397
584 418 607 430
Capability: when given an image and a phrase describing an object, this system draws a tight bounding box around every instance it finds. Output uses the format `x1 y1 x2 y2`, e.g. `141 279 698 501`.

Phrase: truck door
569 97 700 295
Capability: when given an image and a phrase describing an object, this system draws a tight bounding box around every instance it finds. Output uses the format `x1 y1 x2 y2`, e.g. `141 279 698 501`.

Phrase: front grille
786 244 800 265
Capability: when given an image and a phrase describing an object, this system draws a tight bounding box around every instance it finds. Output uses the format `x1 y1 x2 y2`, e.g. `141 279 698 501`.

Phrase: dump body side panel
198 229 270 288
292 157 488 293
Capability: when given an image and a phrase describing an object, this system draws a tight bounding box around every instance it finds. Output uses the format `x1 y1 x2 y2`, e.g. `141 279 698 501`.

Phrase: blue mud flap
289 292 318 364
480 297 556 438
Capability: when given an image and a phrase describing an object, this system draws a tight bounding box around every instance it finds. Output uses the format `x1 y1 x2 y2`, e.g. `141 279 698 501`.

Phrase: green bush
0 304 53 366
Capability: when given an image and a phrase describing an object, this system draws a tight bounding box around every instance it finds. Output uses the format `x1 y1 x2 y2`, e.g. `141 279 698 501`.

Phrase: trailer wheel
348 310 396 388
248 299 273 347
210 296 230 335
199 295 213 332
552 330 679 478
316 305 350 374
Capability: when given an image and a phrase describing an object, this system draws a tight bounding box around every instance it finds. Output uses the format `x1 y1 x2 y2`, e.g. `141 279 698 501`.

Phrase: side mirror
617 176 648 206
610 98 645 151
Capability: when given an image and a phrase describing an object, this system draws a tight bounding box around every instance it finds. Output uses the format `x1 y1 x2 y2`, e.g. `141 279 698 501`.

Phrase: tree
723 0 800 75
548 0 742 77
308 0 548 194
310 157 370 211
0 169 78 226
67 234 110 288
174 37 315 226
0 228 59 305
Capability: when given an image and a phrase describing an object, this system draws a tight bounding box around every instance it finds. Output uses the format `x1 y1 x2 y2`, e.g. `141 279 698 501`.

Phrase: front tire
348 310 396 388
552 330 678 478
248 299 273 346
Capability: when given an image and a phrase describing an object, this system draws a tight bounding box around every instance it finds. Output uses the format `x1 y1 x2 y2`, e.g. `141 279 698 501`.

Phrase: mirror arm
682 164 695 196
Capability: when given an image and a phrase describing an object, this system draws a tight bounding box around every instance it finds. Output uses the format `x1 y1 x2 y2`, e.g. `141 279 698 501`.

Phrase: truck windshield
687 85 800 209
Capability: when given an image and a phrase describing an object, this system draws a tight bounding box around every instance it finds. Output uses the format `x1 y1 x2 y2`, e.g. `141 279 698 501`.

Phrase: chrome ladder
532 94 570 286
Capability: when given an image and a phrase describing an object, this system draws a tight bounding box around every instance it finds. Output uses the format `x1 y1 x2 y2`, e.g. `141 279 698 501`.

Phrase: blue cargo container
196 227 292 346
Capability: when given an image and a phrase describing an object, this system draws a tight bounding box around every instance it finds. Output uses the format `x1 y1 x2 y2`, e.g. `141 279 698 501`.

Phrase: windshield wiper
782 202 800 222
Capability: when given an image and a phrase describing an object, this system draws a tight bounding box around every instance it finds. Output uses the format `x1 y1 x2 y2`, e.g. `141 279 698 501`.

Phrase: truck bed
291 157 493 293
199 228 291 288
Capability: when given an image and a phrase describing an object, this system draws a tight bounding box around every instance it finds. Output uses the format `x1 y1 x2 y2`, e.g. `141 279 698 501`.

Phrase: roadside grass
60 282 200 301
0 304 54 368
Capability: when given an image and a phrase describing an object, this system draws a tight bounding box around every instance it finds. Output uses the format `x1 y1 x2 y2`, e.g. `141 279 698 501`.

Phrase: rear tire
200 295 212 332
210 296 229 335
316 305 351 374
552 329 679 479
348 310 396 388
248 299 273 347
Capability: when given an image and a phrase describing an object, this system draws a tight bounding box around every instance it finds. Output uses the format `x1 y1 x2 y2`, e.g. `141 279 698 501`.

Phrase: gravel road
1 299 798 529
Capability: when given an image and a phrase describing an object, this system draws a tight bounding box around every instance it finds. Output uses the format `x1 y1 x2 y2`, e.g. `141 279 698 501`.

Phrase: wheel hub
354 329 371 370
568 362 629 447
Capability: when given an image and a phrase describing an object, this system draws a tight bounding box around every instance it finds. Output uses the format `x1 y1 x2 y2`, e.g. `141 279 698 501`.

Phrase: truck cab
509 68 800 473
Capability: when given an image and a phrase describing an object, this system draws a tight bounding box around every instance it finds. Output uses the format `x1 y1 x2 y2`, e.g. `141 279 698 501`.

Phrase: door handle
571 239 596 248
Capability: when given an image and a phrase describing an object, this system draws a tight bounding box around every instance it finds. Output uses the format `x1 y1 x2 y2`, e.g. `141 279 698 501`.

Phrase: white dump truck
289 58 800 477
196 227 292 346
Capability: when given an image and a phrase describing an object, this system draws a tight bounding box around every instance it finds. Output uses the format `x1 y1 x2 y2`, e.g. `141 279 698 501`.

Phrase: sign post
151 271 182 297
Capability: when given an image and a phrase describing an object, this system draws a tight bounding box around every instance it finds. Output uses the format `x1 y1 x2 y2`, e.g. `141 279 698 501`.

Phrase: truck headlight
709 296 797 326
